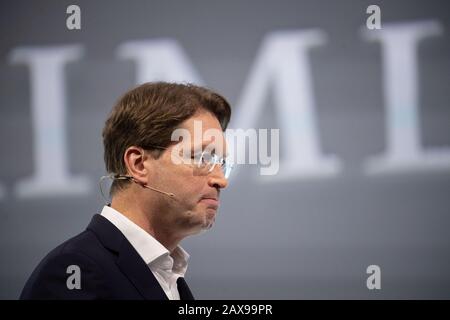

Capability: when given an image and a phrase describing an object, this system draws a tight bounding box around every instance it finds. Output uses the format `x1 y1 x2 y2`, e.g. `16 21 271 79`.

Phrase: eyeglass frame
138 143 234 179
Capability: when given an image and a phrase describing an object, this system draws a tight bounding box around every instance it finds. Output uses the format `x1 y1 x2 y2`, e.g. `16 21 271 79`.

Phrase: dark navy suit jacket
20 214 194 300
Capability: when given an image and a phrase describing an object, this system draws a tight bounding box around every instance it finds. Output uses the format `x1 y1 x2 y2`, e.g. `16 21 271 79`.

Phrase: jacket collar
87 214 168 300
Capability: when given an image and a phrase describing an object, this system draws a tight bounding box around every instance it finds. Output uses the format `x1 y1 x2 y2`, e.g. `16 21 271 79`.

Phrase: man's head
102 82 232 238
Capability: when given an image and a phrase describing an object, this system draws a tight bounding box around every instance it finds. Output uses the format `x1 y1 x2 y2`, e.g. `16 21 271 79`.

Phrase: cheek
161 170 206 202
156 158 209 203
178 178 206 201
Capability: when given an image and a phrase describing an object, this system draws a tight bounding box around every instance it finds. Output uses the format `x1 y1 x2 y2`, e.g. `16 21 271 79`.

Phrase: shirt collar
100 205 190 272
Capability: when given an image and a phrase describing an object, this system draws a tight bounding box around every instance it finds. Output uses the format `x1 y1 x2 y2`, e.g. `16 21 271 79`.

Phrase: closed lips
200 198 219 207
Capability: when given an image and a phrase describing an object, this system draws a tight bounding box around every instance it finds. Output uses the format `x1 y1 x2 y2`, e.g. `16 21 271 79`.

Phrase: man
20 82 232 299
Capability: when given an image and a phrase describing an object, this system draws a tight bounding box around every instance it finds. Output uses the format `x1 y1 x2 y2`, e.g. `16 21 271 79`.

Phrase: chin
197 214 215 230
194 217 216 235
203 218 215 230
183 208 216 236
204 208 217 224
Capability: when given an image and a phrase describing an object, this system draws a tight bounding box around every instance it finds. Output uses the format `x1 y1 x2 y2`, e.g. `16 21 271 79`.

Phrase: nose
207 165 228 190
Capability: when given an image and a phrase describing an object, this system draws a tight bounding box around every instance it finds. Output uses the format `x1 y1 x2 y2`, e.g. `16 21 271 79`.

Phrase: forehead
177 110 227 152
180 110 222 130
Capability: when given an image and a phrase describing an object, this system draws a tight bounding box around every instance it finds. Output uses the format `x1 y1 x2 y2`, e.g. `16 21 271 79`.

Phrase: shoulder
45 228 107 270
20 229 110 300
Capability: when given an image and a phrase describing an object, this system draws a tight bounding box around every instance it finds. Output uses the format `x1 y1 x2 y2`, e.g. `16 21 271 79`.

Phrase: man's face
144 111 229 237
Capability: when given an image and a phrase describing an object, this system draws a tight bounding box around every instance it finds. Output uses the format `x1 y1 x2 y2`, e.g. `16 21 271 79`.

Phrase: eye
200 152 210 164
191 152 205 165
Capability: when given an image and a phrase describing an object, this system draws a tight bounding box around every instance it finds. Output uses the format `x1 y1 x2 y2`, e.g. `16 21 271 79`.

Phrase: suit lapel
116 235 168 300
87 214 168 300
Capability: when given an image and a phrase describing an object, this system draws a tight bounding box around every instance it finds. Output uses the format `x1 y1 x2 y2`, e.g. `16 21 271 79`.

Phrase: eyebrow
191 143 228 157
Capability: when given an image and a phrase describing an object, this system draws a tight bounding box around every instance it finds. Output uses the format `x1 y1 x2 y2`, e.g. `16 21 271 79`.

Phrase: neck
110 191 182 253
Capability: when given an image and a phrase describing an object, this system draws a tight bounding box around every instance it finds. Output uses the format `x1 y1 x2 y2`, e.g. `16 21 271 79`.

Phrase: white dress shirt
100 205 190 300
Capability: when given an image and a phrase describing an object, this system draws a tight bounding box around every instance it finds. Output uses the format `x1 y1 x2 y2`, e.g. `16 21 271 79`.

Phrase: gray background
1 0 450 299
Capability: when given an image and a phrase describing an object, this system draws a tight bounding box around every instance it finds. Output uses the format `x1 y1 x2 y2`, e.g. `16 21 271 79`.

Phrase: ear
123 146 149 185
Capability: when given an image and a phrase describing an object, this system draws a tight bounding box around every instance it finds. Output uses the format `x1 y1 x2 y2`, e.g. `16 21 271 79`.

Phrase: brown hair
102 82 231 195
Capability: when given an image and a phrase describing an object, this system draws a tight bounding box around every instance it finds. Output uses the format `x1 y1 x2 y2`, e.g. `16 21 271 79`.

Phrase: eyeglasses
190 149 234 179
147 145 234 179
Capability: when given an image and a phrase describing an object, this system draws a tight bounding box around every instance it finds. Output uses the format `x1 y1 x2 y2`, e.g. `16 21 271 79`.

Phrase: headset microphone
141 184 176 198
99 174 177 204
